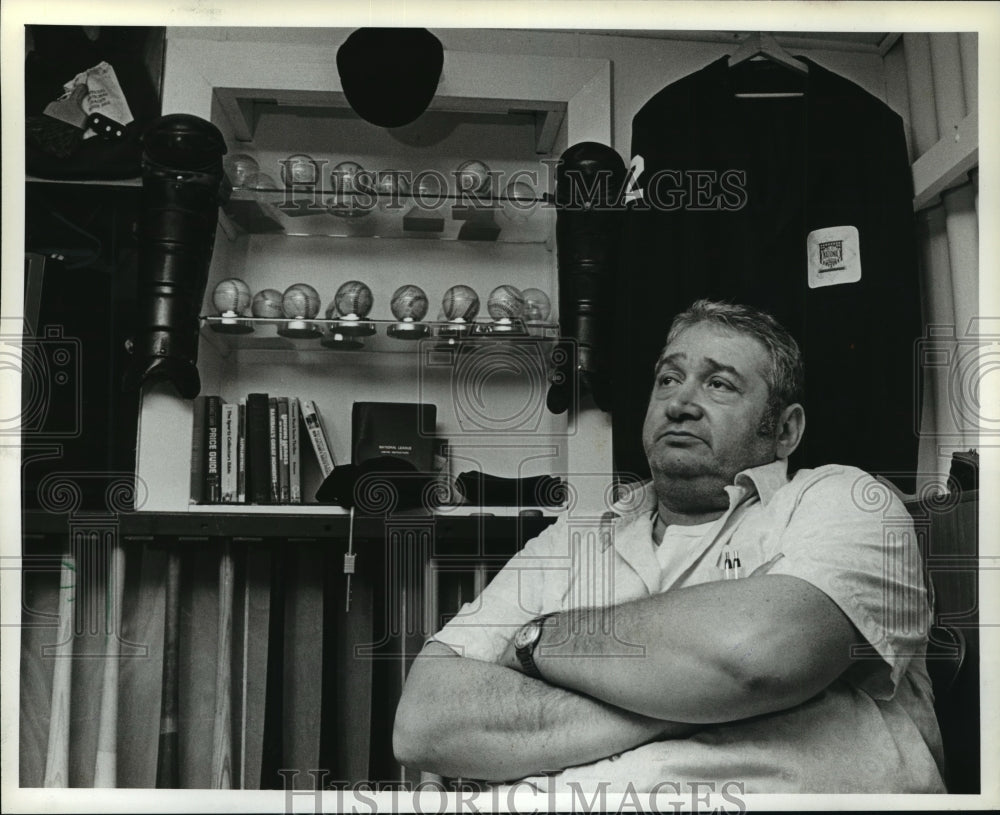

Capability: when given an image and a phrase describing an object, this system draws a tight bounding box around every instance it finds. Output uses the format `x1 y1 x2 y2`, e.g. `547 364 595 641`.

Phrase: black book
277 396 290 504
246 392 272 504
189 395 207 505
351 402 437 470
268 397 279 504
205 395 222 503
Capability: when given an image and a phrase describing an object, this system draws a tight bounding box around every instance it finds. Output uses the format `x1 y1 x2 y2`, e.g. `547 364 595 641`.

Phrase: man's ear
775 403 805 459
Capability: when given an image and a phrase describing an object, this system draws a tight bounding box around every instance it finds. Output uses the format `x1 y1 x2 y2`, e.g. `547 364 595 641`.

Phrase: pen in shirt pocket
722 549 744 579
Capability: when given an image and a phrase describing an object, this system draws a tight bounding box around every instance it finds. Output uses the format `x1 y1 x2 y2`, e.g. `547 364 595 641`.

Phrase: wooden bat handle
156 550 181 788
94 542 125 787
43 555 75 787
211 543 234 788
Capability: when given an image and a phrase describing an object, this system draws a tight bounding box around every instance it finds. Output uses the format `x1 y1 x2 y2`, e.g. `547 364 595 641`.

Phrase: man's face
642 321 780 484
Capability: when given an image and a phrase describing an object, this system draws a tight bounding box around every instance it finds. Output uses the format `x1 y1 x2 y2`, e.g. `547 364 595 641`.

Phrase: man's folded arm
392 640 699 781
532 573 863 723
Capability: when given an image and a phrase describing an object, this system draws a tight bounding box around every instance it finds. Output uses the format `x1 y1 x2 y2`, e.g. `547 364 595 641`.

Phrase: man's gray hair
664 299 805 433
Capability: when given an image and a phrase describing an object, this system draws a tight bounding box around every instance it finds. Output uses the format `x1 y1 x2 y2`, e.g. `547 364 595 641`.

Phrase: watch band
515 613 555 680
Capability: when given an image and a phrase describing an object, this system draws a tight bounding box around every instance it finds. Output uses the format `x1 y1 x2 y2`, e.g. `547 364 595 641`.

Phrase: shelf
221 187 554 242
200 316 560 356
113 510 558 556
27 175 142 187
22 510 558 560
214 86 567 154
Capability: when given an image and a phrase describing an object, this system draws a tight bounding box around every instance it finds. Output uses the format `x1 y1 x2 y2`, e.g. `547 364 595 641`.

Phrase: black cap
315 455 438 510
337 28 444 128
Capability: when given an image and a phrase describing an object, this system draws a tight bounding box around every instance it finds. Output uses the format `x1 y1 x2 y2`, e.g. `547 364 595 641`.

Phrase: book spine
237 399 247 504
300 399 335 478
189 395 207 505
278 397 290 504
268 397 279 504
221 403 238 503
289 397 302 504
246 393 271 504
205 396 222 503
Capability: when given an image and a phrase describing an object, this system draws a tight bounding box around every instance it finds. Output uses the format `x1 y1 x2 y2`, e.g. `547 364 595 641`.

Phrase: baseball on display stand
334 280 374 318
212 278 252 317
223 154 259 189
388 284 430 339
391 284 429 321
376 170 411 210
487 284 526 321
441 284 480 322
439 284 480 338
455 159 492 196
209 278 254 334
281 153 320 187
502 179 537 223
245 172 277 191
329 161 372 217
251 288 285 318
330 280 376 338
279 283 322 338
282 283 321 321
521 287 552 323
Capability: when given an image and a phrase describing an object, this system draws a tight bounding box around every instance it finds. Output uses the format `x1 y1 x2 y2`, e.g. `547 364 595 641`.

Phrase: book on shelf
221 402 239 503
190 392 330 506
268 397 279 504
237 399 247 504
189 395 207 505
301 399 336 478
352 401 437 470
246 392 272 504
205 395 223 503
277 396 290 504
311 401 439 510
289 397 302 504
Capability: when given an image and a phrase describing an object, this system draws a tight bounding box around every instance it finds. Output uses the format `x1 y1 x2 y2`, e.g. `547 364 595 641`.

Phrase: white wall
151 27 915 510
168 26 889 162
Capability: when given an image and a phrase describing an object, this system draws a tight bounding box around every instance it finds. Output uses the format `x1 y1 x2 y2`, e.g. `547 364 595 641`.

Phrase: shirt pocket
719 513 778 577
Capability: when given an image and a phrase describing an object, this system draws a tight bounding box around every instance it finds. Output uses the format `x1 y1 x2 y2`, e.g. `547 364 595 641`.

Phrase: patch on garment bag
807 225 861 288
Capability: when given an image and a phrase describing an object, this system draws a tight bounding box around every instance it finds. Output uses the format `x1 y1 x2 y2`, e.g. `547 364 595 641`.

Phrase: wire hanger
729 32 808 74
728 32 808 98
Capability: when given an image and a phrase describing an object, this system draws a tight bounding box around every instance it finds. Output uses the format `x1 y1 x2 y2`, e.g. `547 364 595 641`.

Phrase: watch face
513 621 540 650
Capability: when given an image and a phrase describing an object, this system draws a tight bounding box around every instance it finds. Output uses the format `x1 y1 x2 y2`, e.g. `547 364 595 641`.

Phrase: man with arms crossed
393 300 945 793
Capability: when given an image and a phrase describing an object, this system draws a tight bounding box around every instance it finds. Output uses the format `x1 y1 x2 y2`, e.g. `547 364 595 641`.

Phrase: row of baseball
211 278 552 323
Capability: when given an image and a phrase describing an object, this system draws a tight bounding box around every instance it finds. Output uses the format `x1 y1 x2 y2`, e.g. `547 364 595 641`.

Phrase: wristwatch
513 613 556 679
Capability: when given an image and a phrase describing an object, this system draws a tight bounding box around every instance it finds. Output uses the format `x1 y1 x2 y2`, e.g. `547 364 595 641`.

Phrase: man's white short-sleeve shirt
432 459 946 793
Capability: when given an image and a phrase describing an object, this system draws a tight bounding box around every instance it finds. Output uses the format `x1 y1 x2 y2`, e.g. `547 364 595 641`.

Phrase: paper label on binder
807 225 861 288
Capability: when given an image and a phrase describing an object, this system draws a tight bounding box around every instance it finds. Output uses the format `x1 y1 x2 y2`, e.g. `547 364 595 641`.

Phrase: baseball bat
211 542 234 788
43 554 76 787
156 549 181 787
239 554 250 789
94 542 125 787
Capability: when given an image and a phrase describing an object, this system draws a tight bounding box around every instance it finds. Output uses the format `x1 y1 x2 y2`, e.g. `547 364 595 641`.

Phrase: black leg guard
552 142 626 412
130 114 227 399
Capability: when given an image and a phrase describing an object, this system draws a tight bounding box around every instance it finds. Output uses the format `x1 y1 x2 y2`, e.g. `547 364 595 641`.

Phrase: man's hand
499 634 520 673
393 640 700 781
